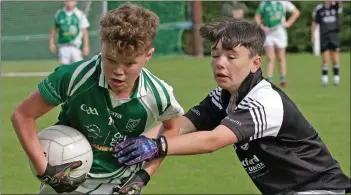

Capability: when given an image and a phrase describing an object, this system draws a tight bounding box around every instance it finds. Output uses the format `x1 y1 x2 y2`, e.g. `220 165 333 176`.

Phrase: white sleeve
157 84 184 121
220 83 284 142
142 69 184 121
283 1 296 13
78 11 90 29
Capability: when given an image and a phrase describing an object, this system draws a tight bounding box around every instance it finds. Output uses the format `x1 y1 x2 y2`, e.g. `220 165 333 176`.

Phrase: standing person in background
255 1 300 87
312 0 343 87
49 0 90 65
221 1 248 20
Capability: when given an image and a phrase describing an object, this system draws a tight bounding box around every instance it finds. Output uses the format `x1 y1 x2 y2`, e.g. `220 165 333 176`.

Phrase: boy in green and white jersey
49 0 90 65
255 1 300 87
12 3 183 194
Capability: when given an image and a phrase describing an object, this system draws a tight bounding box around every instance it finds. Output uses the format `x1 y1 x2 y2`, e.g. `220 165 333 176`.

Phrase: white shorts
296 190 346 194
57 44 83 65
264 26 288 49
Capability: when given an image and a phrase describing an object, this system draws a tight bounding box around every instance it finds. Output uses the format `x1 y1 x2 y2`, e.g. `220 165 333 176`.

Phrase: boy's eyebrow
211 47 238 54
103 53 115 58
125 59 137 63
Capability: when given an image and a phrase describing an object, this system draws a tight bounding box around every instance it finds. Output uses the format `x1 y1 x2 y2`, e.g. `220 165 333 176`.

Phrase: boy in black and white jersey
114 18 351 194
312 0 343 86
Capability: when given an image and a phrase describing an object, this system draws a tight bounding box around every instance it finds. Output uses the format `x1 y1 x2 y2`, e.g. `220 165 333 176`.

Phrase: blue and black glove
112 169 150 195
37 161 86 193
113 136 168 166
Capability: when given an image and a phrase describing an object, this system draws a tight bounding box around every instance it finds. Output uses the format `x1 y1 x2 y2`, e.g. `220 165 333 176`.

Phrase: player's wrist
135 169 151 185
154 136 168 157
37 163 54 179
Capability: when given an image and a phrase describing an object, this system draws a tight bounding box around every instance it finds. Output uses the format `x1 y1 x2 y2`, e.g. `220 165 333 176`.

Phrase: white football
29 125 93 178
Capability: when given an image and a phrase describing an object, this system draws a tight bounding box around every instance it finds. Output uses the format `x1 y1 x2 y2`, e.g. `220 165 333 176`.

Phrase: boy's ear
146 48 155 61
250 56 261 73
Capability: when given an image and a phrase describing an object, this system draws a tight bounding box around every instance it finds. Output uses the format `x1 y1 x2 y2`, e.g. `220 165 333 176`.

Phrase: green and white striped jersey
53 7 90 48
38 53 184 179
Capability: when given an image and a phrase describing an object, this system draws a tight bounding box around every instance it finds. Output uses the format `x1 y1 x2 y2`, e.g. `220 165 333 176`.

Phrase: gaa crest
125 118 141 132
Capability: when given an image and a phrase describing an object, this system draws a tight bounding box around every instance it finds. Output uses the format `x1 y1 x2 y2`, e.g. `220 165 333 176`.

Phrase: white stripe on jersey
69 59 99 96
209 87 223 110
237 98 267 140
143 69 170 113
236 80 283 140
67 54 99 96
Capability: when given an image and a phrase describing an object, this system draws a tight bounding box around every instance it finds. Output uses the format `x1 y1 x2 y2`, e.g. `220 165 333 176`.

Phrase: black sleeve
312 6 321 24
184 88 227 131
220 108 256 142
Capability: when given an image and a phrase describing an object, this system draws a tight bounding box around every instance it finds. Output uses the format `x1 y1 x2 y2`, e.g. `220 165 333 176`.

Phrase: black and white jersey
185 69 351 194
312 2 342 36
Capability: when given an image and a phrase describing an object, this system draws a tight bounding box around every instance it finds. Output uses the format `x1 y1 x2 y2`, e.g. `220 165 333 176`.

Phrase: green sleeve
53 18 59 28
53 11 60 28
38 66 71 106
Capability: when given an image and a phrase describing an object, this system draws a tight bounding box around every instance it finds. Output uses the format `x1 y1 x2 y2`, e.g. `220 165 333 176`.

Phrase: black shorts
320 33 340 53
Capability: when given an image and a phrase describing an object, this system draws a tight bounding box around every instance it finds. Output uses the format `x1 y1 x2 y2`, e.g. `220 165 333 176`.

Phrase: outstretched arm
142 116 180 176
166 125 238 155
143 115 197 139
137 115 198 176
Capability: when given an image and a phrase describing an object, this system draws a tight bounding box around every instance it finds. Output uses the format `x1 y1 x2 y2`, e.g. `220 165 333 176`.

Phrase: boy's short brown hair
200 18 266 57
100 3 160 57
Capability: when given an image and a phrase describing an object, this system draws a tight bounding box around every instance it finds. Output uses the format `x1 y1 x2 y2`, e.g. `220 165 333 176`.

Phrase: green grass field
1 53 350 194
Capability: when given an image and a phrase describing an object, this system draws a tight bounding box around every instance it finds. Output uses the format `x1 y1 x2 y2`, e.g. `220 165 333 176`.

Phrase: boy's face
101 43 154 94
64 0 77 10
211 40 261 92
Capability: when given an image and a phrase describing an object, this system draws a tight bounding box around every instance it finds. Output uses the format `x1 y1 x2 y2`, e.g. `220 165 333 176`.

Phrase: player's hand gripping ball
38 161 86 193
113 136 168 166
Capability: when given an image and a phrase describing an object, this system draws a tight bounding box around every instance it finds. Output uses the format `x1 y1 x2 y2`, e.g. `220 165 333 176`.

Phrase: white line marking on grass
1 72 51 77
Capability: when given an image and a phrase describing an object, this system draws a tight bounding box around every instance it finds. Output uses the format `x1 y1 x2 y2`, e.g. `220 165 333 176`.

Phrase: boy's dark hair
200 18 266 57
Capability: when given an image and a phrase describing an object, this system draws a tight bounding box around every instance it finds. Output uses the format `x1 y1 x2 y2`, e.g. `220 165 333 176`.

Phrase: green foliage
108 1 187 56
182 1 350 54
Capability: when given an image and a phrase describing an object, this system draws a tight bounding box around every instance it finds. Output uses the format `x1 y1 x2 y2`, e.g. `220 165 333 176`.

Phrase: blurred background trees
182 1 350 55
